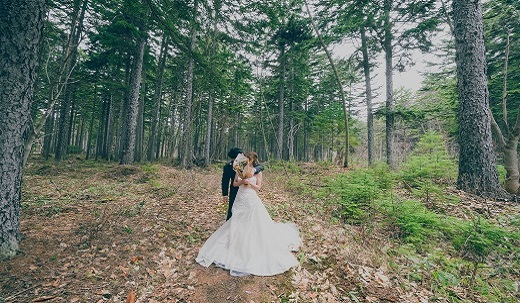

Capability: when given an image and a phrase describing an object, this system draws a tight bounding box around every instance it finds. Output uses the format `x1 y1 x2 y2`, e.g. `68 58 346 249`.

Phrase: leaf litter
1 159 517 302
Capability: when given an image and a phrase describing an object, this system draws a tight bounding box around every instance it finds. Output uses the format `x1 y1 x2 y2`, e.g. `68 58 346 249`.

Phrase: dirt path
0 160 427 303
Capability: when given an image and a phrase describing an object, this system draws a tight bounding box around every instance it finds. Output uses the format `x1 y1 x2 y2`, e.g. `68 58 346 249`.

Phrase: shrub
322 166 394 223
382 199 443 245
399 132 456 188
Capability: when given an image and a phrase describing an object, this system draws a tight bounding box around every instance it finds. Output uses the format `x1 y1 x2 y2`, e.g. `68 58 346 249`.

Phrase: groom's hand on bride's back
254 164 264 174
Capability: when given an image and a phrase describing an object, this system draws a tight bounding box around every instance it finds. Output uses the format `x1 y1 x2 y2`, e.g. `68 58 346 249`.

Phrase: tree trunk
42 109 55 160
55 88 72 161
205 92 214 166
120 38 146 165
180 0 198 168
148 36 168 162
85 100 96 160
0 0 44 259
75 115 83 148
503 136 520 193
95 97 106 160
105 94 115 160
453 0 503 198
135 70 145 163
361 25 375 167
67 92 76 146
277 46 286 160
116 60 132 161
383 0 396 169
102 95 112 159
288 66 295 162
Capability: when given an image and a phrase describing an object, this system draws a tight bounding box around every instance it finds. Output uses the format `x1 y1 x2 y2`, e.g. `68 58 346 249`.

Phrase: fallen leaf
126 290 136 303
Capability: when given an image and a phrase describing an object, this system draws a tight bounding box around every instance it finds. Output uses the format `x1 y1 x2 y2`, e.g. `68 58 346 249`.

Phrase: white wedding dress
196 175 301 276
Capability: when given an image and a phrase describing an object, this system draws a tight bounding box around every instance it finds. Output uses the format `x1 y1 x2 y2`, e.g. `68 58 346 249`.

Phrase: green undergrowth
282 132 519 302
22 158 167 215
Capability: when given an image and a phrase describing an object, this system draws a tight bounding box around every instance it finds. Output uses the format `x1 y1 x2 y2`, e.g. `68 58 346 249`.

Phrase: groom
222 147 264 220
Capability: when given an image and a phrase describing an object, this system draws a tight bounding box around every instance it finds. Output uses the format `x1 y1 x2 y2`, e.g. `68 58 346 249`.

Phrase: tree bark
453 0 503 197
288 66 295 162
42 109 55 160
0 0 44 259
180 0 198 168
120 38 146 165
95 97 106 160
148 35 168 161
277 46 286 160
360 26 375 167
99 94 112 160
383 0 396 169
85 98 96 160
55 88 72 161
134 69 146 163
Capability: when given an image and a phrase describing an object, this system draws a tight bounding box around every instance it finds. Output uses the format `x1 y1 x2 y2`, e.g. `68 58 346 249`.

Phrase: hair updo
245 151 258 167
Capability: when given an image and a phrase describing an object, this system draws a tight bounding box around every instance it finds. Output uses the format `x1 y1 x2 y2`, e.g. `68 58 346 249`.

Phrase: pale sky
331 36 448 119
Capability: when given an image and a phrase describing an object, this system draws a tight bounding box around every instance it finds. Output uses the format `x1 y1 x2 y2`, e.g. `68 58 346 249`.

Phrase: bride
196 152 301 276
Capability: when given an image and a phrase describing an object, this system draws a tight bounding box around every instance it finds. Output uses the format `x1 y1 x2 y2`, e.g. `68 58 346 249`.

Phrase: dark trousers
226 186 239 220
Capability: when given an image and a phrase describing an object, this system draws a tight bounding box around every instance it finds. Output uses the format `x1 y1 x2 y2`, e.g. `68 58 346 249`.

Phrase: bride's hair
245 151 258 166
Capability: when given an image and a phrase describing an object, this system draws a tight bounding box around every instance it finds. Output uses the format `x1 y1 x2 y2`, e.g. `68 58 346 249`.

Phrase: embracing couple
195 148 302 277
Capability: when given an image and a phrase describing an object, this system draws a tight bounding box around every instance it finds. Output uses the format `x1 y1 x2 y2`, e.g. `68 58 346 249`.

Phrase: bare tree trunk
277 47 286 160
106 95 115 160
85 94 96 160
102 95 112 159
148 35 168 161
205 92 214 166
120 38 146 165
0 0 44 259
383 0 396 169
115 60 131 161
135 70 146 163
75 115 83 148
288 66 295 161
68 92 76 146
453 0 503 198
180 0 198 168
42 109 55 160
95 97 105 160
361 25 375 166
55 89 72 161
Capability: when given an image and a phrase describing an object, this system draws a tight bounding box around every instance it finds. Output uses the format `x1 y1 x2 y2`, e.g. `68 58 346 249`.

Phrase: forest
0 0 519 302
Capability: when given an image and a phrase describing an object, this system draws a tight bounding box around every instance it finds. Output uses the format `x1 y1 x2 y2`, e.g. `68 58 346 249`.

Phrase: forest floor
1 157 518 303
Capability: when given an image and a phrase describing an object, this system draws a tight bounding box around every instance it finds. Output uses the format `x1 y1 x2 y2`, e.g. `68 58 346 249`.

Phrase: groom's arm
253 163 264 174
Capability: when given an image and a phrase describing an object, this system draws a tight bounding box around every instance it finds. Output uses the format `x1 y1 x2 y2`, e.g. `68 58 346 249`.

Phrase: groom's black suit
222 161 264 220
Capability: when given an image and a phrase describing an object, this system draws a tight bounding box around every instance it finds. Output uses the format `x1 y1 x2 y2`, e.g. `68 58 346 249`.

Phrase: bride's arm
250 172 262 191
233 174 246 187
